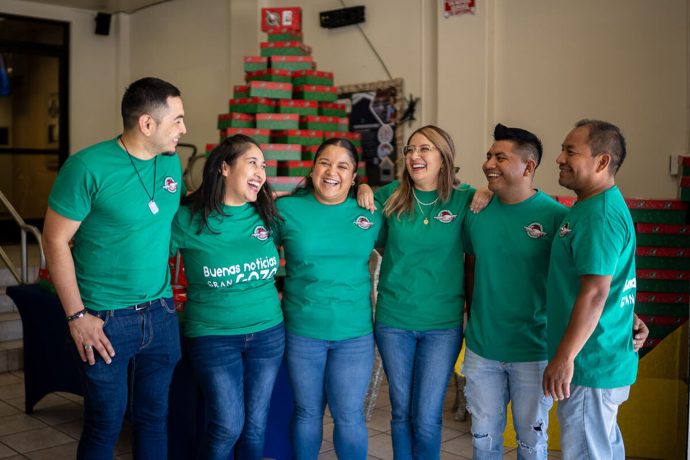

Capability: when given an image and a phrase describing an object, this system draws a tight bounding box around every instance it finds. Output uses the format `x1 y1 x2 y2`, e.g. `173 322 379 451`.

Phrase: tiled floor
0 370 565 460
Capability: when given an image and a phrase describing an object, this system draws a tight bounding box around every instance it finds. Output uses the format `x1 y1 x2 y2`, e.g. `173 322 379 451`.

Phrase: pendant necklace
121 137 159 215
413 190 439 225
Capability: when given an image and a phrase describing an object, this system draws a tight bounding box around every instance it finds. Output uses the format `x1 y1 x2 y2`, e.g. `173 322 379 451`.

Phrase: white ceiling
21 0 172 14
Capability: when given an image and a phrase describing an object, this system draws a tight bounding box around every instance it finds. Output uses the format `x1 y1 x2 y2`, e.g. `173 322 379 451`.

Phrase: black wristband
66 308 87 322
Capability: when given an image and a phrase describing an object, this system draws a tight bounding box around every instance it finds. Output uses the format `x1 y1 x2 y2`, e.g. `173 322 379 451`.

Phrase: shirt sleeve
571 210 626 276
48 156 96 221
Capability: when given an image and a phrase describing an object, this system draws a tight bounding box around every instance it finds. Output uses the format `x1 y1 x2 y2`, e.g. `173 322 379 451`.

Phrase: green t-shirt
274 192 384 341
48 138 183 310
546 186 638 388
170 204 282 338
463 191 568 362
375 181 474 331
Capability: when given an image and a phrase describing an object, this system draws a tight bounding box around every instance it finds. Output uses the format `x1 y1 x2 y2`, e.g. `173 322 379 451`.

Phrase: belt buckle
133 301 150 311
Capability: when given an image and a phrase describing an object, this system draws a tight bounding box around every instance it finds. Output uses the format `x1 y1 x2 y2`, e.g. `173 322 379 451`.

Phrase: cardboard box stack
211 6 364 194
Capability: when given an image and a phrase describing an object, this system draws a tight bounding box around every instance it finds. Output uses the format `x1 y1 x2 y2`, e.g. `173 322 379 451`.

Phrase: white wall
0 0 122 153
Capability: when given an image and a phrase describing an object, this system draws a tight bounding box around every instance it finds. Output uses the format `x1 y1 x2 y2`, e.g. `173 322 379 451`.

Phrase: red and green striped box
278 99 318 116
294 85 338 102
636 247 690 270
244 56 268 72
260 41 311 57
319 102 347 117
300 115 340 131
271 129 323 146
220 128 271 144
260 143 302 161
266 27 303 43
636 223 690 247
248 81 293 100
218 113 255 129
636 269 690 293
357 161 366 177
270 55 314 71
554 196 576 207
264 160 278 176
302 145 319 160
205 143 218 157
625 198 688 224
681 156 690 176
229 97 276 114
255 113 299 130
277 160 312 176
323 131 362 148
292 70 334 86
636 292 689 317
233 85 250 98
245 68 293 84
680 176 690 201
267 176 303 193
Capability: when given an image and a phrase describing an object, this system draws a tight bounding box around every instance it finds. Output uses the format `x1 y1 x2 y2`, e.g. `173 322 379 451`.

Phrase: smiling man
462 124 567 460
43 77 186 460
543 119 638 460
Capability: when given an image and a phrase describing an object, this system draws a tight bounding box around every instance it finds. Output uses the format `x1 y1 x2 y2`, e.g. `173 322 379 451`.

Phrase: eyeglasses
401 144 437 156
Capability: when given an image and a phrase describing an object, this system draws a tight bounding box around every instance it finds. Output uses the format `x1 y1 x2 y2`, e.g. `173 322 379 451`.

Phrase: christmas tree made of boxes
211 6 364 193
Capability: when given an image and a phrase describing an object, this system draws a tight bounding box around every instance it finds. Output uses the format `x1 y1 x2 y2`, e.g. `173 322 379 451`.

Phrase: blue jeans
375 323 462 460
77 297 181 460
557 384 630 460
187 323 285 460
462 349 552 460
285 332 374 460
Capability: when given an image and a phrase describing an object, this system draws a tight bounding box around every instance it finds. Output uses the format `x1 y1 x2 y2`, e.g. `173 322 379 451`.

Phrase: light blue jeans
285 332 374 460
375 323 462 460
557 384 630 460
462 349 552 460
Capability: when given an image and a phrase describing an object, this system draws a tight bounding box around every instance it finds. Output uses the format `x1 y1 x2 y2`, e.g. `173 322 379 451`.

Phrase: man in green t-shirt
543 119 640 459
43 77 187 460
462 124 566 459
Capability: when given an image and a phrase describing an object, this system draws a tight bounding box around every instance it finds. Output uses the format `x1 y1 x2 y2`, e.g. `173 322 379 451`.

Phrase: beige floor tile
0 426 73 453
0 442 19 459
114 454 133 460
367 427 383 438
31 402 83 426
441 409 472 433
113 423 133 455
317 449 338 460
366 408 391 433
0 374 21 387
440 451 470 460
504 448 517 459
24 441 78 459
319 439 333 453
0 413 47 436
0 383 24 400
441 426 465 442
4 393 71 412
441 432 474 457
322 421 333 443
366 432 393 459
54 392 84 404
548 450 561 458
0 402 21 418
53 419 82 440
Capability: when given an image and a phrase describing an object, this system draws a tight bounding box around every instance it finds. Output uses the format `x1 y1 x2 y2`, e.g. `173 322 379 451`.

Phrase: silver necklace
121 137 159 215
413 190 439 225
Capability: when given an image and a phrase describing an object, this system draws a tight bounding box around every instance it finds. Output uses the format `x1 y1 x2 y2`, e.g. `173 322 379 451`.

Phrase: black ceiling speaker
95 13 111 36
320 6 365 29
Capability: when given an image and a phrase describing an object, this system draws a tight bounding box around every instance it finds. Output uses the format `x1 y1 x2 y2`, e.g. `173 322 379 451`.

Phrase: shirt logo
162 177 178 193
524 222 547 239
559 222 572 237
354 216 374 230
251 225 270 241
433 210 457 224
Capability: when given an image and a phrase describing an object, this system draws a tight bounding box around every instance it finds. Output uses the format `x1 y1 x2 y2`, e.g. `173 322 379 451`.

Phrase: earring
351 181 355 186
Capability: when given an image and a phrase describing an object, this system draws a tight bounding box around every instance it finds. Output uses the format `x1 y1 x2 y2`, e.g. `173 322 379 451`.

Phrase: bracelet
65 309 87 322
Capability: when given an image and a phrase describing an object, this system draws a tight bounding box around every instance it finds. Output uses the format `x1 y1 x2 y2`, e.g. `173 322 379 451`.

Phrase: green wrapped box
244 56 268 72
264 160 278 176
270 55 314 71
256 113 299 130
319 102 347 117
260 40 311 57
636 223 690 247
271 129 323 146
278 99 318 116
637 246 690 270
636 292 689 317
277 160 312 176
292 70 334 86
261 143 302 161
357 161 366 177
220 128 271 144
229 97 277 114
300 115 340 131
323 131 361 148
294 84 338 102
302 145 319 161
205 143 218 157
681 177 690 201
267 27 303 42
637 269 690 293
245 69 292 84
218 112 254 129
626 198 688 224
267 176 303 193
233 85 250 98
248 81 293 100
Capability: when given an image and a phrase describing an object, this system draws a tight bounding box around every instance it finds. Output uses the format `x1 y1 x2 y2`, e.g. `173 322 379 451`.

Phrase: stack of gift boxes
211 6 364 195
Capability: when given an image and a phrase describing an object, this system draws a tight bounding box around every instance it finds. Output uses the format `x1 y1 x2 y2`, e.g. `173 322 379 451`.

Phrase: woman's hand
470 187 493 213
357 184 377 213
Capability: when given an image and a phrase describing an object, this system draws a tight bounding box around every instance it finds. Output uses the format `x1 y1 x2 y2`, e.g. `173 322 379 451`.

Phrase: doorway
0 13 69 242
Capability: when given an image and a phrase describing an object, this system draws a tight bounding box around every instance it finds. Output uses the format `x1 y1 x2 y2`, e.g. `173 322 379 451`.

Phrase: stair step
0 288 17 314
0 339 23 372
0 266 39 286
0 312 22 341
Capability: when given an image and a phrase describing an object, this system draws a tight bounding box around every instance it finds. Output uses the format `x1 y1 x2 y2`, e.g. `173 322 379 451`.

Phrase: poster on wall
337 79 403 186
442 0 475 17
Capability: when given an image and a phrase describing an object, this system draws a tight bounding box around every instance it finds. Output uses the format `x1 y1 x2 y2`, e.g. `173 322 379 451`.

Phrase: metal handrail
0 189 46 284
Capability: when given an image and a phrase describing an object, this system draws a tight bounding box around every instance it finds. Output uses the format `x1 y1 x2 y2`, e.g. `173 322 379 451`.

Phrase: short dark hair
294 137 361 198
575 119 627 174
182 134 279 234
121 77 181 130
493 123 543 166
